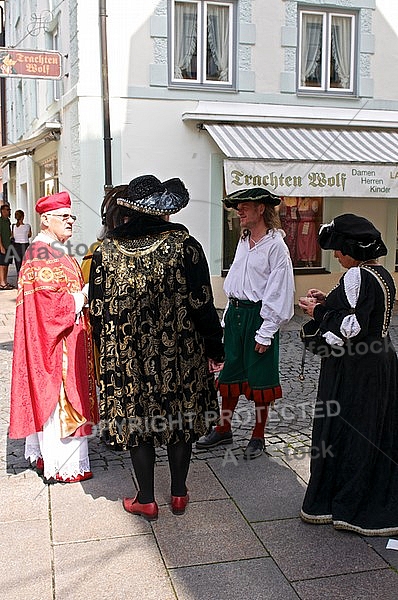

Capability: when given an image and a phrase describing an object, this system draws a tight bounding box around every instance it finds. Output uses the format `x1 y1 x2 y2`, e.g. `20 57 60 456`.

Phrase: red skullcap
35 191 71 214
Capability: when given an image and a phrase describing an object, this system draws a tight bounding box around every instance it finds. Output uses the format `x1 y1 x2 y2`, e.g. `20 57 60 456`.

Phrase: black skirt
302 335 398 535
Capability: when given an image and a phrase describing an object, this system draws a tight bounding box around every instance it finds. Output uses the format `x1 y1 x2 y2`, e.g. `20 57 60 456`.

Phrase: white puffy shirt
223 229 295 345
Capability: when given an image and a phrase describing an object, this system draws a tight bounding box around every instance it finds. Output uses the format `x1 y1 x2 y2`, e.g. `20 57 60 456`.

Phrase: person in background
299 214 398 535
12 209 32 275
9 191 98 483
0 204 14 289
196 187 295 459
80 185 129 283
89 175 224 520
81 185 129 382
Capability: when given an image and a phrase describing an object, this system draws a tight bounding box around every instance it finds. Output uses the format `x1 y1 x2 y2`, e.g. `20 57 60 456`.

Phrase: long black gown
301 264 398 535
89 215 223 450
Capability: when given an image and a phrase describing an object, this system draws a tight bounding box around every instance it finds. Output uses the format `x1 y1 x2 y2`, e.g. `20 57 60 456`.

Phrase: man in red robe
9 191 98 483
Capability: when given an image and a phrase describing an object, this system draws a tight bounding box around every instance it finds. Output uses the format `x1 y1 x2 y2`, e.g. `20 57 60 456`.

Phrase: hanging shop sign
0 48 62 79
224 160 398 198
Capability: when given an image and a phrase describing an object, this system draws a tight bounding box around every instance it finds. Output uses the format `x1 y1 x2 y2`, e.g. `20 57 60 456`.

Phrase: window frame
168 0 237 90
297 8 358 96
39 157 59 198
46 18 61 103
51 27 61 102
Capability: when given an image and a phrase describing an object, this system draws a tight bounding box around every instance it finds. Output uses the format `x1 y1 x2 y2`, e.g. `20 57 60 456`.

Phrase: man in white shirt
196 187 295 459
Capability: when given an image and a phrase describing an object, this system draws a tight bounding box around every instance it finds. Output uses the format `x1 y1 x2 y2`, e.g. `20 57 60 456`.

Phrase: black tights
129 439 192 503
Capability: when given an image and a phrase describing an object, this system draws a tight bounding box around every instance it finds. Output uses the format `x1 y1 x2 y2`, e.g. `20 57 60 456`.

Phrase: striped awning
204 124 398 163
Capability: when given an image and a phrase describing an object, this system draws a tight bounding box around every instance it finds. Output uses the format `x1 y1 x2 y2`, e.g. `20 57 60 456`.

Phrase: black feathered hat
223 187 281 209
318 214 387 261
116 175 189 216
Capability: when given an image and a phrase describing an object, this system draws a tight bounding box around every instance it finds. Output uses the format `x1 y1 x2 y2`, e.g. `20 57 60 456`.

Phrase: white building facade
2 0 398 304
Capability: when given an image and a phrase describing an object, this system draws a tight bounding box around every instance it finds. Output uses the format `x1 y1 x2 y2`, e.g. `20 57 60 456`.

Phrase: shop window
222 202 241 271
279 197 323 268
222 196 323 272
39 157 59 197
298 8 357 94
169 0 236 89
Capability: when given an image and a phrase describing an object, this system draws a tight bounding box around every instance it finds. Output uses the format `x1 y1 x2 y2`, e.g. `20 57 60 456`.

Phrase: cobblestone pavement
3 283 398 475
2 298 317 474
0 261 311 473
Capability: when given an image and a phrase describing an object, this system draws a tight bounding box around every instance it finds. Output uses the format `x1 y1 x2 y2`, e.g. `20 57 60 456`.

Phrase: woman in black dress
299 214 398 536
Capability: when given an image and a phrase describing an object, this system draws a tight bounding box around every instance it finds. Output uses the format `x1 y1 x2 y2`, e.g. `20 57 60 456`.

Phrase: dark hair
98 185 134 239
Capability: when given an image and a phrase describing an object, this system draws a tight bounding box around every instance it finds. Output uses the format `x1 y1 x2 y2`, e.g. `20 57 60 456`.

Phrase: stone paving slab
170 558 300 600
279 453 311 484
153 498 268 568
210 454 307 521
292 569 398 600
154 461 229 506
1 519 52 600
253 518 388 581
50 465 150 543
53 535 175 600
0 471 49 522
363 536 398 570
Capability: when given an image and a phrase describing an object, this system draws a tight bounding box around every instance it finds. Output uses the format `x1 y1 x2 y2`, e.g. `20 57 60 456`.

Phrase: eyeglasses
45 213 77 222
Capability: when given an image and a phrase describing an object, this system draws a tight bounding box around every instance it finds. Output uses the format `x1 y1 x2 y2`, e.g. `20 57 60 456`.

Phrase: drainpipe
99 0 112 194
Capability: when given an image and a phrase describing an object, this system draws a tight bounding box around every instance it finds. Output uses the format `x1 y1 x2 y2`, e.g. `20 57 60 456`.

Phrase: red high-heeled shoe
171 493 189 515
123 495 159 521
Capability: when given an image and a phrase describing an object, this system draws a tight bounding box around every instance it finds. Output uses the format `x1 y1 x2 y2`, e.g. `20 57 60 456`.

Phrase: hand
255 342 269 354
307 288 326 303
208 358 224 373
299 296 317 317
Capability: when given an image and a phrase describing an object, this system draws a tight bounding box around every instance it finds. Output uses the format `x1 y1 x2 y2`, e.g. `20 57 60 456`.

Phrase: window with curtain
170 0 236 87
298 9 356 94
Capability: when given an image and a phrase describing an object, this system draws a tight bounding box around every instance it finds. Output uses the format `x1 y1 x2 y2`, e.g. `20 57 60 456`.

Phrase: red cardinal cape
9 237 98 439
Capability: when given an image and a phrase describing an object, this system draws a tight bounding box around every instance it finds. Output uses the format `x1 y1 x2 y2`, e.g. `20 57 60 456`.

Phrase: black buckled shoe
196 428 233 449
243 438 265 460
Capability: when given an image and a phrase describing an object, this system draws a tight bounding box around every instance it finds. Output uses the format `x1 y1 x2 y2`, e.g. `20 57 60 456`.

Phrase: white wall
373 1 398 100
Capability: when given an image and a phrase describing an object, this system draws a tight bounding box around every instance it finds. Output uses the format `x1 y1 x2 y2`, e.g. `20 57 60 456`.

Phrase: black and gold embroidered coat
89 216 223 449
